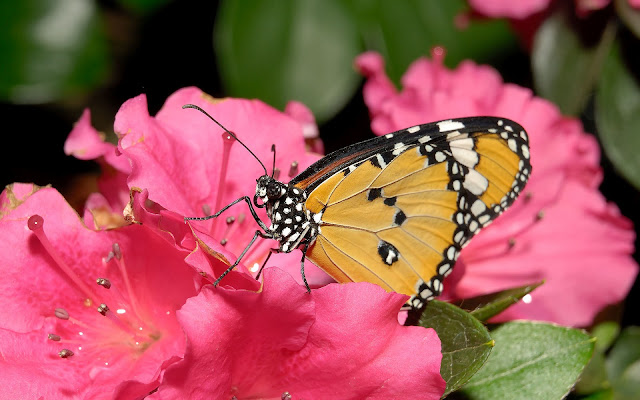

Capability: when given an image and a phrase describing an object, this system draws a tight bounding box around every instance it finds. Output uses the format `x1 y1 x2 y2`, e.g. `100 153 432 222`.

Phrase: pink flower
66 88 330 287
65 109 131 229
150 267 445 400
0 184 208 399
356 50 638 327
468 0 550 19
468 0 640 19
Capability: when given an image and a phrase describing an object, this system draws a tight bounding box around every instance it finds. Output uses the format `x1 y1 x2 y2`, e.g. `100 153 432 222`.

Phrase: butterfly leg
214 229 272 287
255 248 280 280
185 196 269 231
299 241 311 293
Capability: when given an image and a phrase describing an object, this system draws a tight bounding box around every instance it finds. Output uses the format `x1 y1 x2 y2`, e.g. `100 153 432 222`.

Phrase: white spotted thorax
255 175 317 253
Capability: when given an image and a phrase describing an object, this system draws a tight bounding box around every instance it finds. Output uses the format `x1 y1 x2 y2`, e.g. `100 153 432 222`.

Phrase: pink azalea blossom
356 50 638 327
65 109 131 229
0 184 204 399
150 267 445 400
468 0 640 19
66 87 330 287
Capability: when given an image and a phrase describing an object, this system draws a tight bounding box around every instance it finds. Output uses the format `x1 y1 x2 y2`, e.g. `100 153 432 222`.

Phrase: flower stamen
28 215 99 303
288 161 299 178
212 131 237 238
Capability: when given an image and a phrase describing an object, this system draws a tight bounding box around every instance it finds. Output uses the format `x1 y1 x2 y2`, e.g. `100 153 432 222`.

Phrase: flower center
28 215 160 367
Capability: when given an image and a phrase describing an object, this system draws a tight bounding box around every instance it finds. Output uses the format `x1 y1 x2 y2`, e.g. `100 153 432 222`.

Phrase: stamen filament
212 131 236 238
101 304 146 341
28 215 99 303
111 249 146 326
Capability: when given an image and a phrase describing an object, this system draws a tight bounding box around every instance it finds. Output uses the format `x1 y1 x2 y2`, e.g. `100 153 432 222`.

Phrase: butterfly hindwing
294 117 531 308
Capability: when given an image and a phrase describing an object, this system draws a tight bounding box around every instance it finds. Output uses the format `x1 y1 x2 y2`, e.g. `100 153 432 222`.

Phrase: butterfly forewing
294 117 531 308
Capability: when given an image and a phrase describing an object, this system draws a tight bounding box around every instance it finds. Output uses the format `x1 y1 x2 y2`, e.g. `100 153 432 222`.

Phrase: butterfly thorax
255 175 319 253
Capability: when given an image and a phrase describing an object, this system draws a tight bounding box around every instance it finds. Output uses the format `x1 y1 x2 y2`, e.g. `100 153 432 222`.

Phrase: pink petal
575 0 610 16
468 0 551 19
285 100 324 154
125 189 261 292
114 88 321 264
0 185 215 397
153 268 445 399
65 109 131 215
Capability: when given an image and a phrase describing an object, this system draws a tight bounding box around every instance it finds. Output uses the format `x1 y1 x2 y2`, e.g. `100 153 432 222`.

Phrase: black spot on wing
367 188 383 201
394 210 406 226
378 240 399 265
383 196 397 206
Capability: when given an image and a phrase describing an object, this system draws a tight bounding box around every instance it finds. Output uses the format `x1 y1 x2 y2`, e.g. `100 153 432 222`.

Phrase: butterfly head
254 175 287 208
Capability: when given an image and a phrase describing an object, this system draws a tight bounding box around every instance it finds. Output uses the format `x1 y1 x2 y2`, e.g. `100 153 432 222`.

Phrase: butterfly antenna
182 104 268 175
270 144 276 178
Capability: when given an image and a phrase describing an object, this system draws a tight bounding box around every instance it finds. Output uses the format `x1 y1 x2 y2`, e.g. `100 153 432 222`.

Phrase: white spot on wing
392 142 405 156
463 169 489 196
437 120 465 132
418 135 431 144
386 250 397 264
470 200 486 216
451 147 478 168
407 126 420 133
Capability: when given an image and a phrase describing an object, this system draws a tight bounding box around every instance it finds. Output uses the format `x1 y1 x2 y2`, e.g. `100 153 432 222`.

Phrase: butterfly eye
266 182 283 198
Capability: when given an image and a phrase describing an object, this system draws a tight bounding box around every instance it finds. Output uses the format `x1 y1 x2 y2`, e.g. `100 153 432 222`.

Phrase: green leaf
459 321 595 400
462 281 544 322
595 41 640 189
574 323 620 395
592 322 621 354
531 6 615 115
214 0 362 122
615 0 640 39
606 327 640 400
575 388 615 400
575 352 610 395
0 0 109 104
612 359 640 400
351 0 517 84
418 300 493 396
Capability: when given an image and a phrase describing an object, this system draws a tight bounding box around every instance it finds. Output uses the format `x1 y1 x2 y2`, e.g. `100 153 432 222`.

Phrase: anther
112 243 122 260
220 238 228 246
48 333 61 341
103 251 115 263
226 216 236 224
202 204 212 216
288 161 299 177
273 168 281 180
96 278 111 289
97 303 109 316
55 308 70 320
525 192 533 202
281 393 292 400
58 349 74 358
508 238 516 248
536 210 545 221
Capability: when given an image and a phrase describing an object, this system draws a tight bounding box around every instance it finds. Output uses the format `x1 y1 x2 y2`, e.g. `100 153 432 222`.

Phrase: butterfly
184 105 531 309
